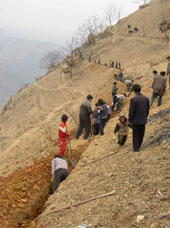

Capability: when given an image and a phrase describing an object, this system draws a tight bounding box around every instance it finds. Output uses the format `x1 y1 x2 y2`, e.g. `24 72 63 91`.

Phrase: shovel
68 137 76 167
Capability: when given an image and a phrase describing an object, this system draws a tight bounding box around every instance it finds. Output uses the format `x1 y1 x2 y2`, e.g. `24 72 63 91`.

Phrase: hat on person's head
113 81 117 84
166 56 170 59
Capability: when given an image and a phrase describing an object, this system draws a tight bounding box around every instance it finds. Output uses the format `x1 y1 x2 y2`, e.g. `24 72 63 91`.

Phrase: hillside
0 0 170 227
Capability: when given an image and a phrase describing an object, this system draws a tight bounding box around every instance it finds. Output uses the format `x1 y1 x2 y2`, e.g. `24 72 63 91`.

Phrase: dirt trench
0 130 89 228
0 109 120 228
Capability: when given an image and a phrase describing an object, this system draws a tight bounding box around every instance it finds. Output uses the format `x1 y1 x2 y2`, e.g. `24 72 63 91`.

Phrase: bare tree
158 3 170 43
104 2 123 26
159 20 170 43
104 3 117 26
116 5 123 22
64 36 78 78
64 36 79 56
40 49 63 71
87 33 96 58
77 15 99 44
97 19 107 33
77 15 99 58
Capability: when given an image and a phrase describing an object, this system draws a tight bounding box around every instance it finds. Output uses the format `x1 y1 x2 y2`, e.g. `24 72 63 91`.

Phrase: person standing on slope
128 84 150 152
150 71 167 106
97 98 108 135
75 95 93 139
114 114 130 148
112 82 118 96
58 114 69 157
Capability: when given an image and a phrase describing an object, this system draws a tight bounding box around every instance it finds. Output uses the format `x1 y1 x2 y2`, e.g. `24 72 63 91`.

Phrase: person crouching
114 115 129 147
52 154 68 193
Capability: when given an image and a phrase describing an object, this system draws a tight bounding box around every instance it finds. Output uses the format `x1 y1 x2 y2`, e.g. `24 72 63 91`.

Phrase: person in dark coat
97 98 108 135
114 73 118 80
118 71 123 82
150 71 167 106
128 84 150 152
75 95 93 139
119 62 121 69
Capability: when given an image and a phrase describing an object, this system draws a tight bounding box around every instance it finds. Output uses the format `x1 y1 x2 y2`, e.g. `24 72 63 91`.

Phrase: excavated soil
0 139 90 228
0 157 52 228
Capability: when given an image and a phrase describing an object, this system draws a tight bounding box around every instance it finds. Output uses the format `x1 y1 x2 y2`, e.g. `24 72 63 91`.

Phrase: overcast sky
0 0 140 45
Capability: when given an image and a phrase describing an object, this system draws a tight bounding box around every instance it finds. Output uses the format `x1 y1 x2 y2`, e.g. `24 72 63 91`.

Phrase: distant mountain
0 33 60 105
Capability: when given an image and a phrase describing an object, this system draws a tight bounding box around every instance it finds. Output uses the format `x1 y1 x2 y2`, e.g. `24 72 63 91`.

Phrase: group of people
51 56 170 193
75 95 111 139
51 95 111 193
112 84 149 151
114 71 124 81
114 71 134 92
95 59 122 70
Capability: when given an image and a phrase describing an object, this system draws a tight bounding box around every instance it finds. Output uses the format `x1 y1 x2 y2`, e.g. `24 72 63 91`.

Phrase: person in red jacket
58 114 69 157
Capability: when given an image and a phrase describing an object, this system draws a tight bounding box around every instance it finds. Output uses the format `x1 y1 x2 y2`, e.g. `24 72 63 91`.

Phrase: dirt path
32 78 85 96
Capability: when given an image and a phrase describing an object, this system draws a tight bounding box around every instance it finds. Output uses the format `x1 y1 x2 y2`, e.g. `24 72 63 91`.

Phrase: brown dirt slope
0 0 170 227
34 83 170 228
0 75 126 228
0 63 114 177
